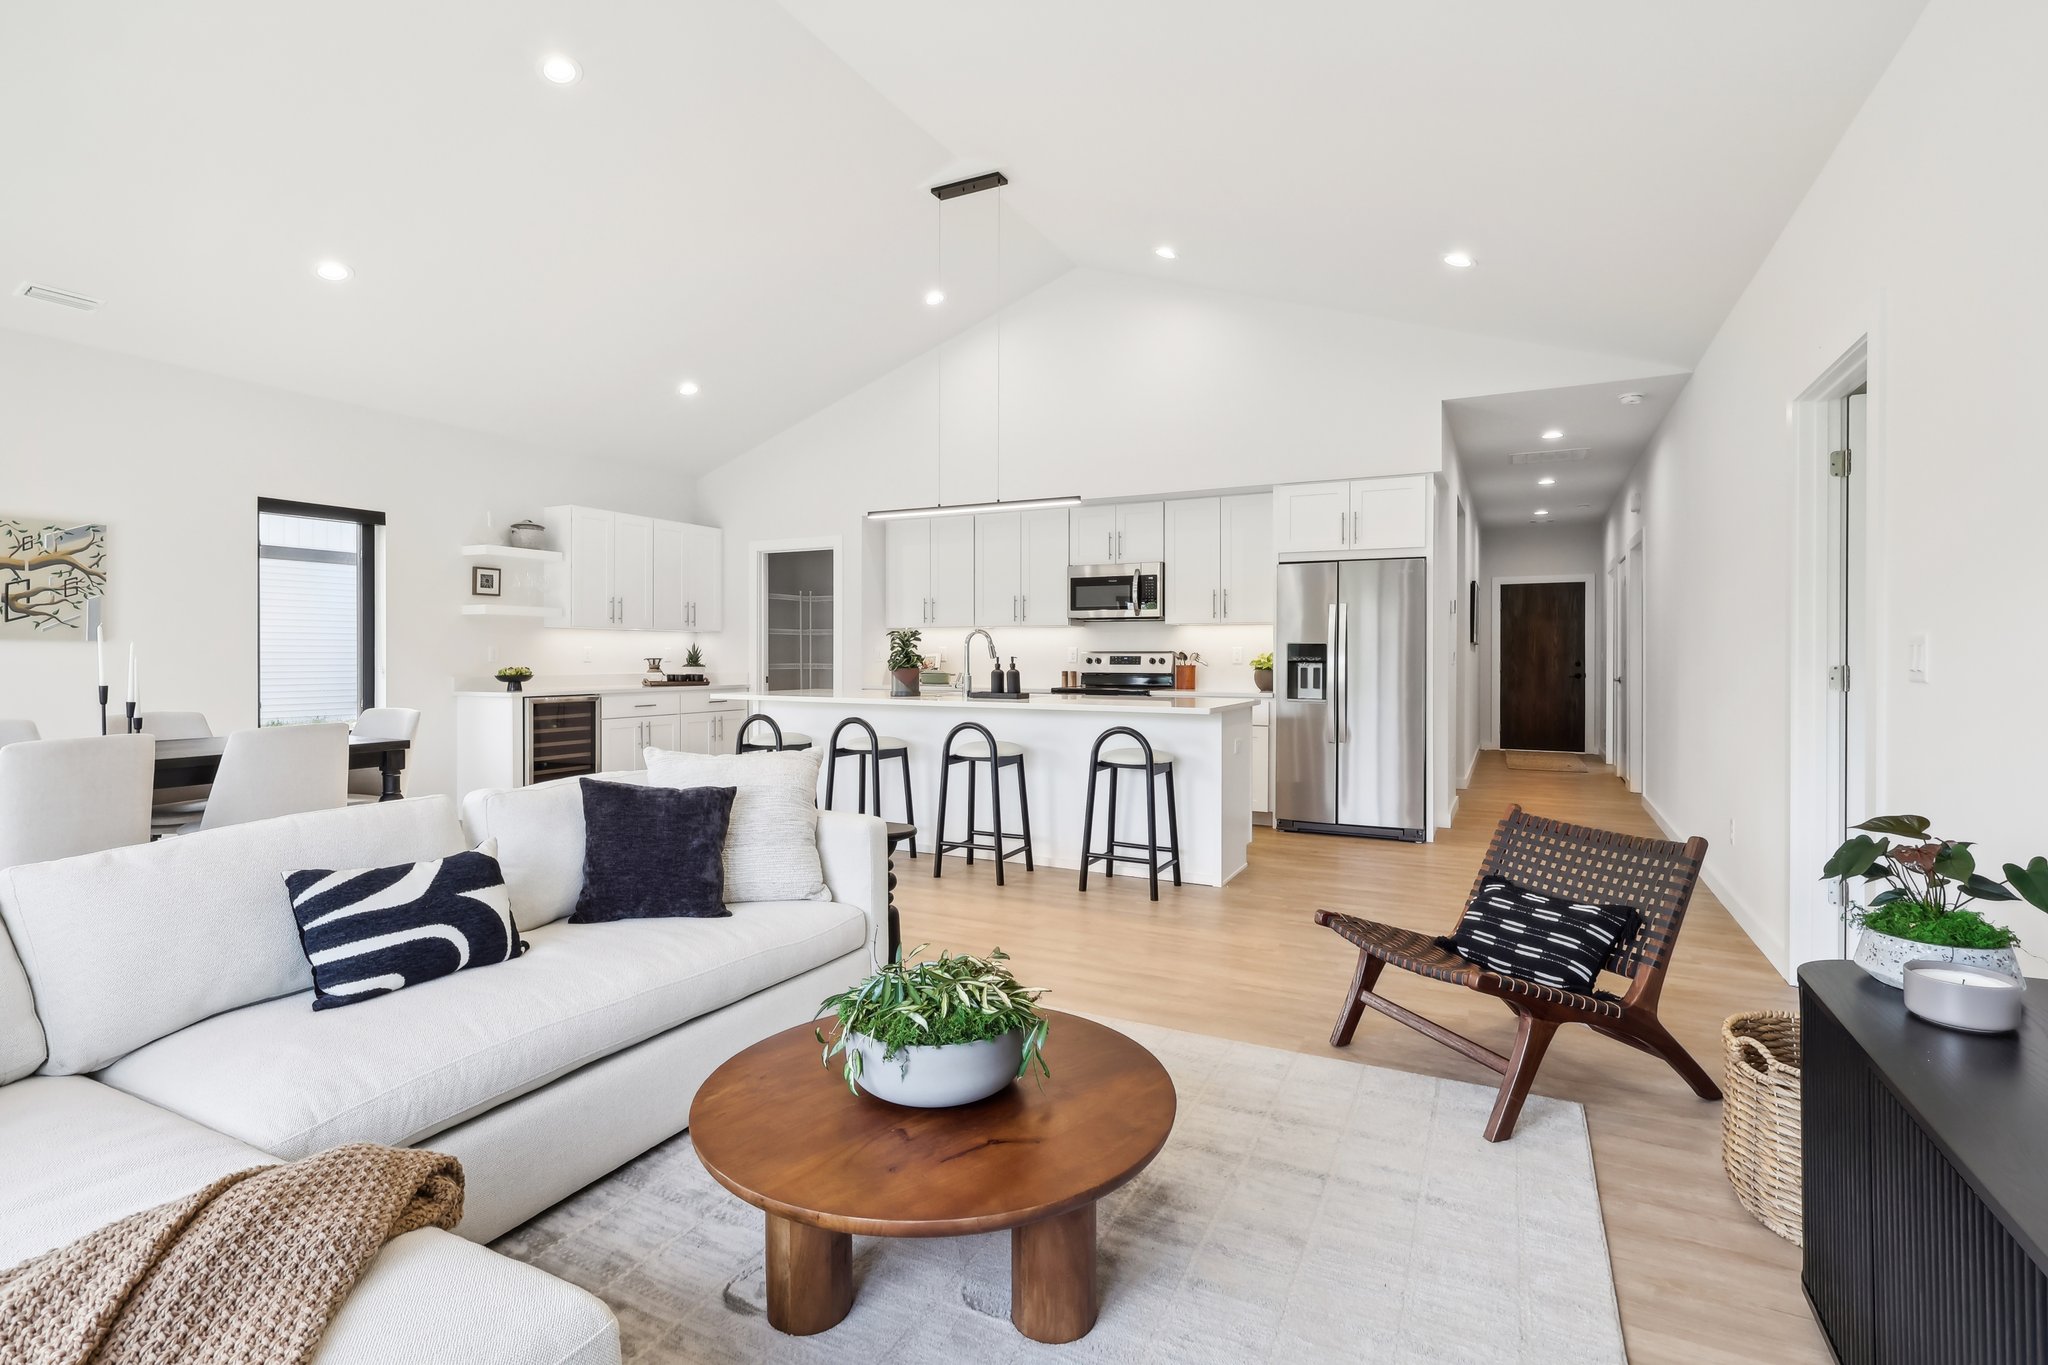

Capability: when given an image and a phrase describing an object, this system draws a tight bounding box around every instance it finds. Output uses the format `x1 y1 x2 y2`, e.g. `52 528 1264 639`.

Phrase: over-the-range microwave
1067 562 1164 620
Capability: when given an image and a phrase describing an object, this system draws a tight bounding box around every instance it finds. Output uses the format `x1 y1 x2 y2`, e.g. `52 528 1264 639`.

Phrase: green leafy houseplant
683 644 704 669
816 946 1050 1095
886 629 922 672
1249 652 1274 671
494 666 532 692
1823 814 2048 950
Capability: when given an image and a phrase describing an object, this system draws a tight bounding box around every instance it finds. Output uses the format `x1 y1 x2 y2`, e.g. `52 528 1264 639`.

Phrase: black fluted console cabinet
1801 961 2048 1364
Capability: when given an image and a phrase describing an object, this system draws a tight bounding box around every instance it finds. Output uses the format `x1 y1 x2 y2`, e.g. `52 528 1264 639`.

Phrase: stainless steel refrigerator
1274 558 1428 840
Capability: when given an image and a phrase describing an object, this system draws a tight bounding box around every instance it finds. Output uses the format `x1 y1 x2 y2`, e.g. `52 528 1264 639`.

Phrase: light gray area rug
492 1020 1625 1364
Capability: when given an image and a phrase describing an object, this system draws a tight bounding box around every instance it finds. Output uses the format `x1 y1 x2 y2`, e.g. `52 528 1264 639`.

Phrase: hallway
899 750 1820 1364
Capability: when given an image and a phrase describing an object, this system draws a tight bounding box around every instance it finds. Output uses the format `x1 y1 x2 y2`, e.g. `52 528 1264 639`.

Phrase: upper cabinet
544 505 720 631
1166 493 1273 623
1069 501 1162 565
651 521 722 632
1272 476 1427 556
975 507 1070 627
885 517 977 629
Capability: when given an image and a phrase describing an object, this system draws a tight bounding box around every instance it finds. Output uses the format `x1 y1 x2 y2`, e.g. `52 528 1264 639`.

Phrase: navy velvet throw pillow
571 778 736 923
287 843 523 1011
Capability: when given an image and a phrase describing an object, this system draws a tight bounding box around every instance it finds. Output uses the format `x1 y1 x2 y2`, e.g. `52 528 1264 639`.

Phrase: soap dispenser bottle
1004 656 1021 695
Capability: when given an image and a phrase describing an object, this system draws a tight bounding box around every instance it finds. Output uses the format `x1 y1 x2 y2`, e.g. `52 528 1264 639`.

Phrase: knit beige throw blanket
0 1142 463 1365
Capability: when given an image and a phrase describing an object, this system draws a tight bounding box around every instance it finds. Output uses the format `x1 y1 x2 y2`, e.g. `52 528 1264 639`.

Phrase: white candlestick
126 645 135 705
97 634 105 687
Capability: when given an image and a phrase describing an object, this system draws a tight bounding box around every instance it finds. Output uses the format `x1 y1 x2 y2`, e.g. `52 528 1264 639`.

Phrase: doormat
1505 751 1589 772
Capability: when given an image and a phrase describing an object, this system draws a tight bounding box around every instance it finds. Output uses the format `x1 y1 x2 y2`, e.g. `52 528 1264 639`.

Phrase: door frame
749 535 844 693
1788 334 1883 974
1492 573 1597 754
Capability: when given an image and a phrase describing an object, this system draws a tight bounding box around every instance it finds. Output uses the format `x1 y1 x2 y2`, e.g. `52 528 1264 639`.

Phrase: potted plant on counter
816 946 1050 1107
495 666 533 693
887 628 922 696
1250 651 1274 693
1824 814 2048 986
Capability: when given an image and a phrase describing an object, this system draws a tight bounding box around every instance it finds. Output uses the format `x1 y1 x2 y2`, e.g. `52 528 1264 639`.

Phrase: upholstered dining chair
0 735 154 868
175 723 349 832
347 707 420 803
1314 804 1722 1142
0 719 39 748
136 711 217 830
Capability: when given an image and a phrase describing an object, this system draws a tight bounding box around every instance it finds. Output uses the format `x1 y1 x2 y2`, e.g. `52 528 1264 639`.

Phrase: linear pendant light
865 171 1079 522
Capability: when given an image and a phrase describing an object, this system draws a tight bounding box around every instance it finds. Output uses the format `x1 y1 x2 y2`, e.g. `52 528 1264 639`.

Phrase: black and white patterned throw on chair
1450 877 1640 993
286 839 525 1010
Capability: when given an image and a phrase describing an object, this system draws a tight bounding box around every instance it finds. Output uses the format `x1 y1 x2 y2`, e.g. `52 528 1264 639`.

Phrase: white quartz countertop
734 689 1256 716
454 679 747 698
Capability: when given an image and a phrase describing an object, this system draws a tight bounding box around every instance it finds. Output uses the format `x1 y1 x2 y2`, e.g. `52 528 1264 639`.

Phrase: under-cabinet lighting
867 495 1083 521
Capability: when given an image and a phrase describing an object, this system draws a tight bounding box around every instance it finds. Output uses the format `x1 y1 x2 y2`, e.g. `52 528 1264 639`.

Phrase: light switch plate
1907 633 1931 683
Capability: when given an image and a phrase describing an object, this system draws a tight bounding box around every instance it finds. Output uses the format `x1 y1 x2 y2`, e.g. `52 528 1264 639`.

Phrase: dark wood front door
1500 581 1586 751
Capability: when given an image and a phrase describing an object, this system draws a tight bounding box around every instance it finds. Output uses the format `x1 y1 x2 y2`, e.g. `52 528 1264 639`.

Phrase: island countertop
730 688 1258 717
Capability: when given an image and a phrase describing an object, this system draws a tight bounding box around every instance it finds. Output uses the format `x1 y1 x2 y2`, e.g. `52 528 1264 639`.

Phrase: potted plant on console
1250 651 1274 693
816 946 1050 1107
1824 814 2048 986
495 665 533 693
887 628 922 697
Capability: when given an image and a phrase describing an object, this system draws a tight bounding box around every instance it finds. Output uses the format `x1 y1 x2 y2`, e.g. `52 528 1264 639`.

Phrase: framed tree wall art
2 518 107 638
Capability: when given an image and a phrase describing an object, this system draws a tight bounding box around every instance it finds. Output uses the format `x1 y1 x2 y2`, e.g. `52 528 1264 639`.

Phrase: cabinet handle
1223 587 1230 617
1021 594 1026 619
1352 509 1360 544
1116 529 1123 559
1337 512 1346 546
1107 531 1113 560
1211 588 1217 619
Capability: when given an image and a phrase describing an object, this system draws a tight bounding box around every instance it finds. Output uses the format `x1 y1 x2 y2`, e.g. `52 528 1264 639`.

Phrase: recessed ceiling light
313 260 352 282
540 55 581 84
676 381 700 398
1442 251 1474 269
1537 476 1556 486
1155 245 1177 260
1533 508 1550 517
923 288 946 306
1619 392 1645 405
1541 429 1564 441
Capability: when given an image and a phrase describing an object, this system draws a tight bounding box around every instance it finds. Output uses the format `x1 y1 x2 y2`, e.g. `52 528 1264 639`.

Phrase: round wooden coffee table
689 1010 1175 1343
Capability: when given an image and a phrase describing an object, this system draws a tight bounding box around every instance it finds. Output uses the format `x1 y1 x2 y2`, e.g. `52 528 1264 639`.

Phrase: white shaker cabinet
1272 476 1426 556
652 521 723 632
547 504 719 631
885 516 978 628
1219 492 1274 622
978 507 1072 626
1165 492 1273 623
1070 502 1163 565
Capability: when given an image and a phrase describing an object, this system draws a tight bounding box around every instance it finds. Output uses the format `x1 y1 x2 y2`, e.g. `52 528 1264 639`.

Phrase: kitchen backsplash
903 621 1273 693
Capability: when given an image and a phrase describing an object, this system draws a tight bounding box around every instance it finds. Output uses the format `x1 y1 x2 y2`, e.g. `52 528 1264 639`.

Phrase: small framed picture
472 566 503 597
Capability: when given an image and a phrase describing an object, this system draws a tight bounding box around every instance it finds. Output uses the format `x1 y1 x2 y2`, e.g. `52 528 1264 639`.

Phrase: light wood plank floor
895 749 1824 1365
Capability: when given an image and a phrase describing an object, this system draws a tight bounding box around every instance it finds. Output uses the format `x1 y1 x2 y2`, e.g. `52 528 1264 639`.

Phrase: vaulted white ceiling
0 1 1925 472
1448 374 1689 528
781 0 1927 366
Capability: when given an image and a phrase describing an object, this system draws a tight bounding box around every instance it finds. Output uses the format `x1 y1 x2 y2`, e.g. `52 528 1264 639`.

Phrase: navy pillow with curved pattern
286 840 524 1011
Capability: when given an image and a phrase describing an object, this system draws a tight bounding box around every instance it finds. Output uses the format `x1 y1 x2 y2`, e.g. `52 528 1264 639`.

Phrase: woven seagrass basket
1721 1010 1802 1244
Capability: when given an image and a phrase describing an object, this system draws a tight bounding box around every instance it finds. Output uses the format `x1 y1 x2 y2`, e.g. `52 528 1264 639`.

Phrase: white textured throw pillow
642 747 830 903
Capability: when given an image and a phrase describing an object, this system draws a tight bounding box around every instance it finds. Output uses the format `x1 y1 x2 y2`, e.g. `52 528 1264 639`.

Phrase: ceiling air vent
1508 447 1592 466
16 282 101 311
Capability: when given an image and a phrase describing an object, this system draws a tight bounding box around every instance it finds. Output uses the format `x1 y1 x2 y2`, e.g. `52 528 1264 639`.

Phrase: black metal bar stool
933 721 1033 886
1079 725 1181 901
733 714 814 753
882 821 915 963
823 717 917 857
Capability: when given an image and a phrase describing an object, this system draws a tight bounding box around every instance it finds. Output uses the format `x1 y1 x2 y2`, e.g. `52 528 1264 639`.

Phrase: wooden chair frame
1315 804 1722 1142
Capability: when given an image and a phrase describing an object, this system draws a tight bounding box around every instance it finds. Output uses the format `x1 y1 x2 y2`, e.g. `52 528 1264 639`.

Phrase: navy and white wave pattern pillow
286 840 524 1011
1450 877 1640 993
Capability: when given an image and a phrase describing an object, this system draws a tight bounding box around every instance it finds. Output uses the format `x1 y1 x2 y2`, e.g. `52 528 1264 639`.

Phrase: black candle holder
124 701 138 735
97 684 109 736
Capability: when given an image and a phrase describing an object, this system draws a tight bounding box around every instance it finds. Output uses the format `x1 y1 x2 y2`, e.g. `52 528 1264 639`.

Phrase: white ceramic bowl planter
1852 928 2020 989
847 1029 1024 1108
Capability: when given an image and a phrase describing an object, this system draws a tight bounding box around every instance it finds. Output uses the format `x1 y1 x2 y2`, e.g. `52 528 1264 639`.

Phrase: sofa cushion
572 780 735 923
290 840 526 1010
0 1076 619 1365
95 899 867 1159
643 748 830 903
0 921 44 1085
461 771 650 931
0 797 467 1075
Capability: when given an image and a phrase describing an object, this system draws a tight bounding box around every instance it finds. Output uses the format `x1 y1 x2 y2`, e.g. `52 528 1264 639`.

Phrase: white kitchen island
735 690 1256 886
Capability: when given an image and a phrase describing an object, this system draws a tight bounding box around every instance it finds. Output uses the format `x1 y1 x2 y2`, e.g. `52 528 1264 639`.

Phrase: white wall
1477 524 1606 752
1606 0 2048 976
0 331 694 797
699 267 1671 752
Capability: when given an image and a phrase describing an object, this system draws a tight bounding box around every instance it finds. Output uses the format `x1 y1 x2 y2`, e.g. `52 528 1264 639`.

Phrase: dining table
150 735 411 801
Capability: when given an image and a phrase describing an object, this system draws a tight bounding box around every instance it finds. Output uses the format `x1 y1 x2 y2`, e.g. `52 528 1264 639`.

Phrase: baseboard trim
1641 793 1793 984
1460 745 1480 790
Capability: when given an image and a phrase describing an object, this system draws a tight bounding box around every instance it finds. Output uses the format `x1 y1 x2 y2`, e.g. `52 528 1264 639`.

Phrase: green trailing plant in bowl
1823 814 2048 950
816 945 1050 1096
494 665 533 692
1249 652 1274 671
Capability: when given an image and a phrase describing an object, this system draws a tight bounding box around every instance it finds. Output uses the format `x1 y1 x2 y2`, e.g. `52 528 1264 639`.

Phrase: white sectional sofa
0 774 888 1365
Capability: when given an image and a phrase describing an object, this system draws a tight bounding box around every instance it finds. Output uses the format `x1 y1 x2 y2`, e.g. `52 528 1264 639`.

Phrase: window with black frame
256 498 382 724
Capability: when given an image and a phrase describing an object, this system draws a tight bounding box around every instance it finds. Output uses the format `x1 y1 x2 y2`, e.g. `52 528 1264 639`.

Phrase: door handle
1336 603 1350 744
1326 604 1339 746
